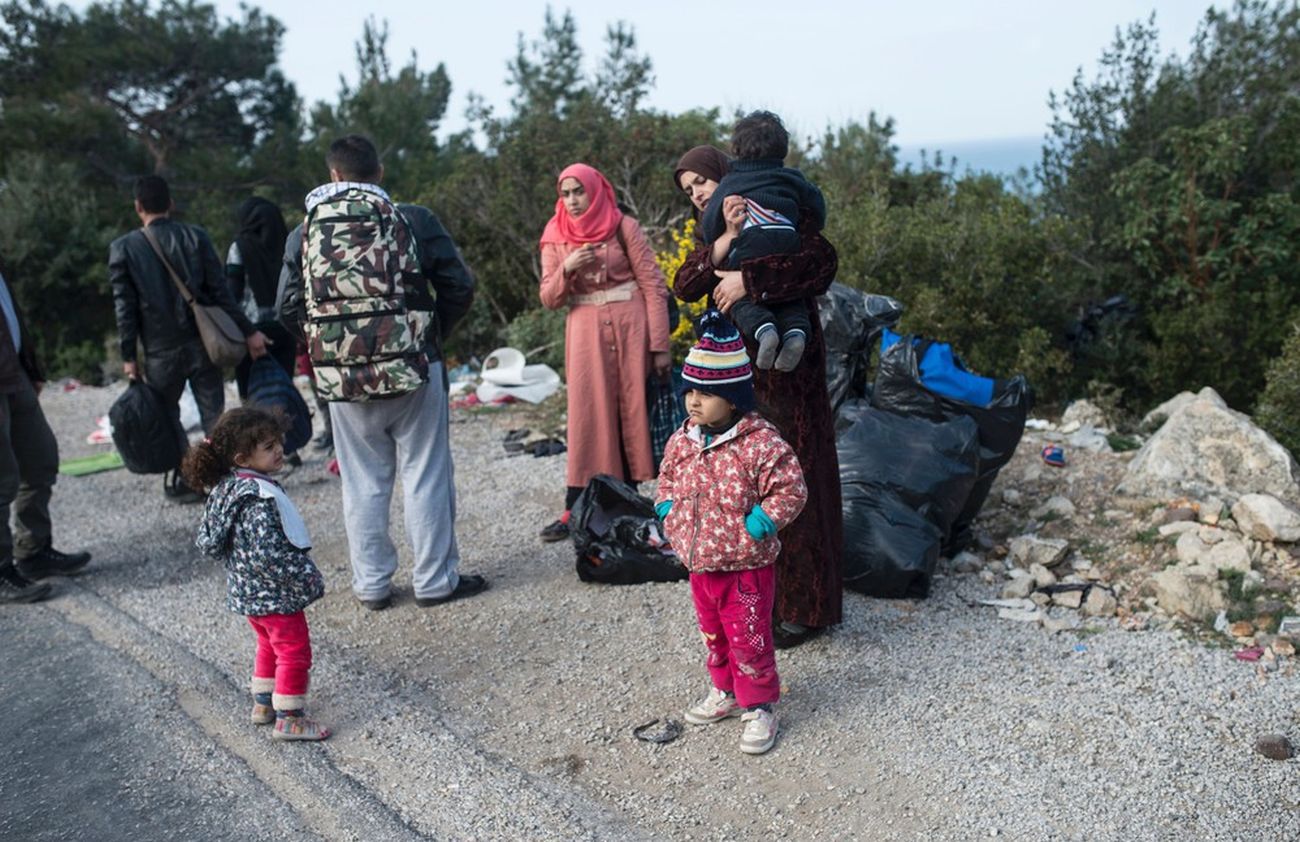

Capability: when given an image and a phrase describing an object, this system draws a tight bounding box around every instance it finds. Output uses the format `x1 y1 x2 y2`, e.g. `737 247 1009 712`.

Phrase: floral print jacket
656 413 807 573
196 474 325 616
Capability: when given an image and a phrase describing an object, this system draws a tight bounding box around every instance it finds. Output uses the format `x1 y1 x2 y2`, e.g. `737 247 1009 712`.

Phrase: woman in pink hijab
538 163 671 541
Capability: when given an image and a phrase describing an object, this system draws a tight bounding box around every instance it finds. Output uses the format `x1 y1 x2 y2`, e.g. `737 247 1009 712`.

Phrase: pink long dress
540 216 671 487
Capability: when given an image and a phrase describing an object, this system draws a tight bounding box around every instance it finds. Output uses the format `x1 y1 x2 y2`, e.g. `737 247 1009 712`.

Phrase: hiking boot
16 546 92 580
271 712 331 742
739 707 778 755
415 574 489 607
0 563 52 604
539 518 570 542
684 686 741 725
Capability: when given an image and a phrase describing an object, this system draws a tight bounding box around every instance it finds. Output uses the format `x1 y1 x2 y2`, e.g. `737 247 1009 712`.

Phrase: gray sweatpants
329 374 461 601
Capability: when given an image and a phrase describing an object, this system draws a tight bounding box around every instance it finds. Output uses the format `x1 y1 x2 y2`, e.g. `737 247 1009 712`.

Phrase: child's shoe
739 706 778 754
774 330 806 372
272 711 331 742
684 686 741 725
250 695 275 726
754 324 779 370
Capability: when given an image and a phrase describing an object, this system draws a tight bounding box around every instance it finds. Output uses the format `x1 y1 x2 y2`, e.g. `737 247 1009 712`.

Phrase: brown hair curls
180 407 286 493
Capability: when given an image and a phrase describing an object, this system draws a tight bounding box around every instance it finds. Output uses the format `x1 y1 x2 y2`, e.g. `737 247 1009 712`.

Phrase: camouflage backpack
302 188 433 401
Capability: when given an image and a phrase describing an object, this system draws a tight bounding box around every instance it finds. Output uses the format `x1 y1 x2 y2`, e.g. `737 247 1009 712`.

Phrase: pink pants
248 612 312 699
689 565 779 708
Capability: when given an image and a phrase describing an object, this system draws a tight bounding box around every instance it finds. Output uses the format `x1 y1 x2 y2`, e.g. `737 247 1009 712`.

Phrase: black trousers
0 372 58 563
724 226 811 341
143 341 226 437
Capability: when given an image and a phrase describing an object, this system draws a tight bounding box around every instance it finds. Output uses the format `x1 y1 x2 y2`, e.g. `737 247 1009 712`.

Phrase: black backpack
109 381 187 474
246 357 312 453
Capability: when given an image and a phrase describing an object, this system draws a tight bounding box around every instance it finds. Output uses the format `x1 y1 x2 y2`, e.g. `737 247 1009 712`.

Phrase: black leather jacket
109 218 254 361
0 260 43 394
277 202 475 361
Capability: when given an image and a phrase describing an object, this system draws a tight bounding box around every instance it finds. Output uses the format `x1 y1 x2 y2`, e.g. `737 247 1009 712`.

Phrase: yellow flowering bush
655 218 709 357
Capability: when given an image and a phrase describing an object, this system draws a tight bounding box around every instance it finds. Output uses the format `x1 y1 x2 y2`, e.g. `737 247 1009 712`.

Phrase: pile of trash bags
819 283 1032 599
570 475 688 585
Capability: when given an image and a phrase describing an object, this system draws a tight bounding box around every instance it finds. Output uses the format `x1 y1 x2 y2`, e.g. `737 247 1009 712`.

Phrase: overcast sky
206 1 1208 146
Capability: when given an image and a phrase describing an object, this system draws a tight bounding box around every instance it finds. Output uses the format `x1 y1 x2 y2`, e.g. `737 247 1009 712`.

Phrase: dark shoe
286 452 303 468
0 563 52 603
163 471 204 505
772 622 826 650
415 574 489 607
358 594 392 611
539 519 570 542
16 546 91 580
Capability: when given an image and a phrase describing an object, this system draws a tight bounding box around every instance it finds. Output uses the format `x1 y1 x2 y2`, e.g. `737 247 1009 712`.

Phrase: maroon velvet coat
673 228 843 628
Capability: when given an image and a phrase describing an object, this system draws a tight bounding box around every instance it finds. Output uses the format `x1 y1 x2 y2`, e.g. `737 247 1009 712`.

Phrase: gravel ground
10 381 1300 841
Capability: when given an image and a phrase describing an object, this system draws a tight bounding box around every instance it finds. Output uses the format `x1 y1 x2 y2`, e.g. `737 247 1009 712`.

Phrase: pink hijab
540 163 623 245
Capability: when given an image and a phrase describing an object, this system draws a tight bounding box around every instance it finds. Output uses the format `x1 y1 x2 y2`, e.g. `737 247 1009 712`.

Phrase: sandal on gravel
272 714 331 741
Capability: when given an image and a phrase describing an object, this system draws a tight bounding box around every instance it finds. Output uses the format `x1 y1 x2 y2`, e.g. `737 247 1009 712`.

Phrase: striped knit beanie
680 309 755 414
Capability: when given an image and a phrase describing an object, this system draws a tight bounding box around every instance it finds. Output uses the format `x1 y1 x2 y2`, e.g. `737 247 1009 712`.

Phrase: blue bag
246 356 312 453
880 329 995 406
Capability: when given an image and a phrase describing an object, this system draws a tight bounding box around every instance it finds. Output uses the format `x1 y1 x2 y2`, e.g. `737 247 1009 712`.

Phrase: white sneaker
739 707 778 754
683 686 741 725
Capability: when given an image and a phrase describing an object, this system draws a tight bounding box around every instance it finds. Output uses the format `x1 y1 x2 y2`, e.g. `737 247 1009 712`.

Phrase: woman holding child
537 163 672 541
670 120 843 648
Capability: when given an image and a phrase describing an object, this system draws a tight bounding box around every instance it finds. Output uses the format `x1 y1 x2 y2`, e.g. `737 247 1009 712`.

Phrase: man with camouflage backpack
276 135 482 611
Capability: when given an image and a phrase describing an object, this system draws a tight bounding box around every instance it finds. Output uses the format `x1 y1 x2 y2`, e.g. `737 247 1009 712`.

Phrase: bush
502 306 567 373
1254 322 1300 456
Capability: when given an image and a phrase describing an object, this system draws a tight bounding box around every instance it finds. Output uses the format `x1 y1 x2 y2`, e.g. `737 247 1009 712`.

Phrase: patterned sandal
272 713 332 741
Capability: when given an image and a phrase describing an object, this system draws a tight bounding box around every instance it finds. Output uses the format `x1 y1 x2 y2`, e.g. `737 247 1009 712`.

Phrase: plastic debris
1234 646 1265 662
632 718 683 744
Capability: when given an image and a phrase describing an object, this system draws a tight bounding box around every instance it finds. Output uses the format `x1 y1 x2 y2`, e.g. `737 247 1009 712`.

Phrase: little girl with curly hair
182 407 329 741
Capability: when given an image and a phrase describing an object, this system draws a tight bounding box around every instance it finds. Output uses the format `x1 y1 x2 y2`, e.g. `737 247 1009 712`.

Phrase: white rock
1175 530 1251 574
1031 496 1077 520
1152 565 1228 619
951 551 984 574
1025 418 1054 431
1119 388 1300 505
1231 493 1300 543
1083 587 1119 617
1141 387 1224 431
1028 563 1057 589
1158 521 1201 537
1068 424 1112 453
998 607 1043 623
1001 571 1035 600
1197 496 1225 525
1041 612 1082 634
1062 399 1110 429
1008 535 1071 569
1051 589 1084 609
1242 569 1266 596
1030 592 1052 607
1060 420 1082 434
1002 489 1023 507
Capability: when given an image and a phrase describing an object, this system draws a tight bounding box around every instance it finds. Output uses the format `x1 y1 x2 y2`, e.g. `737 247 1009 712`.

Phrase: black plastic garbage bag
571 474 689 585
818 283 903 411
246 356 312 453
836 400 980 598
109 381 187 474
871 337 1031 554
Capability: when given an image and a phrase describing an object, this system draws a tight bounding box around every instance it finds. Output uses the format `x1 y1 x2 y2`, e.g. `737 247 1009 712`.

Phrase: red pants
689 565 779 708
248 612 312 702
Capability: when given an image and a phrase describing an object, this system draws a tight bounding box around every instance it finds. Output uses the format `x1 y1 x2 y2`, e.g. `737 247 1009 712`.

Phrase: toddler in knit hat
654 310 808 755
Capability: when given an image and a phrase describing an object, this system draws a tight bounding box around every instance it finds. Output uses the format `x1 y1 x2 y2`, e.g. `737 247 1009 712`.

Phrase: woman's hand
651 351 671 377
712 271 746 314
722 195 747 235
563 243 601 275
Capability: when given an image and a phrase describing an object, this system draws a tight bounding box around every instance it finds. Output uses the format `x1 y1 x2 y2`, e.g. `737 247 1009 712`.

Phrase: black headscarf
234 197 289 308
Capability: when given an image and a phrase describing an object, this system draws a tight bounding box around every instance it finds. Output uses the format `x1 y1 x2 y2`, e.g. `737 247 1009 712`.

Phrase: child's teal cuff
744 505 776 540
655 500 673 520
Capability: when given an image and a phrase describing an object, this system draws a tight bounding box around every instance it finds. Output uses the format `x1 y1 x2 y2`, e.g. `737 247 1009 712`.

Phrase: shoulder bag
141 225 247 368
